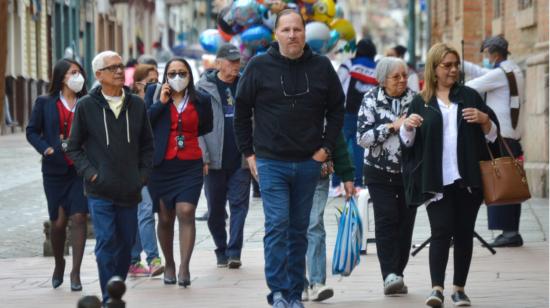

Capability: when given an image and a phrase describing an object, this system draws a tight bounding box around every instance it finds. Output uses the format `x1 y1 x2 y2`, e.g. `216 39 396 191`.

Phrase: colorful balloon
232 0 262 27
241 25 273 52
311 0 335 24
199 29 223 54
330 18 356 42
326 29 340 52
305 21 331 54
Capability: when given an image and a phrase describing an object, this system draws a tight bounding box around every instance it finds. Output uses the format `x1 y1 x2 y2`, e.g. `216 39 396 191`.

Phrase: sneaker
227 257 242 269
310 283 334 302
384 273 404 295
216 254 228 268
301 288 309 301
396 284 408 295
451 291 471 306
272 292 288 308
128 262 150 277
328 185 343 197
425 289 444 307
148 257 165 277
288 299 305 308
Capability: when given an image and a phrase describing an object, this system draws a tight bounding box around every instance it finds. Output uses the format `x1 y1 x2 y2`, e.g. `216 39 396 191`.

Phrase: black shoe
163 276 177 285
52 259 65 289
217 255 228 268
228 257 242 269
195 211 209 221
490 234 523 247
178 278 191 288
425 290 444 307
451 291 471 306
70 282 83 291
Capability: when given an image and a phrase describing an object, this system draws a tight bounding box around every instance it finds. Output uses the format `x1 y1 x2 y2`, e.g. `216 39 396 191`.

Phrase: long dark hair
162 57 198 103
48 59 88 98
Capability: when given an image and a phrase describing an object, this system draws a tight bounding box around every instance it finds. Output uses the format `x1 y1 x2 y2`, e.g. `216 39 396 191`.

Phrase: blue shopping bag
332 197 363 276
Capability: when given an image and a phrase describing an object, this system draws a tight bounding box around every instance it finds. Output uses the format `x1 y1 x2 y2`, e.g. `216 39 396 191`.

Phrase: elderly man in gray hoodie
198 43 251 269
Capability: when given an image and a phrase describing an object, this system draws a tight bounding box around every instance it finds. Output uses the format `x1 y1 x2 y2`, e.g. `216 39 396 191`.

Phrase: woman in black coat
400 43 498 307
26 59 89 291
146 58 213 287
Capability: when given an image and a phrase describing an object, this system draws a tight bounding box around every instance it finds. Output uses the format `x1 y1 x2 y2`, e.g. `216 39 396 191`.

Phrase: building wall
431 0 549 197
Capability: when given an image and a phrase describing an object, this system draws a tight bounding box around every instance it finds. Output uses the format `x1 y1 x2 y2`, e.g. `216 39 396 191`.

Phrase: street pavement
0 133 548 307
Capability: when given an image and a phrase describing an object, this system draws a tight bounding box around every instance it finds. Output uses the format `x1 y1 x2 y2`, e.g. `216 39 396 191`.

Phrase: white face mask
168 75 190 93
67 73 85 93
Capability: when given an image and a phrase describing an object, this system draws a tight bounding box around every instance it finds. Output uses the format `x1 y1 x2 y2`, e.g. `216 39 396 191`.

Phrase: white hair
375 56 408 86
92 50 121 74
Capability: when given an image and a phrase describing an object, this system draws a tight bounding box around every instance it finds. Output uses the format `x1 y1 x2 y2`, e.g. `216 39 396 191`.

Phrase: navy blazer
145 85 213 167
26 95 71 175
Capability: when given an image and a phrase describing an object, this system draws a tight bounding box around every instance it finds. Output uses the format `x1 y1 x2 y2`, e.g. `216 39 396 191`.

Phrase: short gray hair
92 50 120 74
375 57 408 86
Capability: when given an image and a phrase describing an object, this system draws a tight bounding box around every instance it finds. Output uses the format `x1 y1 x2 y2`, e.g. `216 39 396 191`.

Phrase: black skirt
149 159 204 212
43 166 88 221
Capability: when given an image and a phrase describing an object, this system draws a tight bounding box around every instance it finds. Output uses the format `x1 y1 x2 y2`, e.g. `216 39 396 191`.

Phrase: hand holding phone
159 83 172 104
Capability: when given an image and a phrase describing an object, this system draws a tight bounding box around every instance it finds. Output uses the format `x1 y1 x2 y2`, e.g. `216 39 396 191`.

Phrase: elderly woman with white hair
66 50 154 304
357 56 417 296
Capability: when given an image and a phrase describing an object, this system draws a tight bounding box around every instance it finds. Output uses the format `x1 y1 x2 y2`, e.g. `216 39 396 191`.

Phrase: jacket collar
267 42 313 64
90 85 133 110
427 82 465 109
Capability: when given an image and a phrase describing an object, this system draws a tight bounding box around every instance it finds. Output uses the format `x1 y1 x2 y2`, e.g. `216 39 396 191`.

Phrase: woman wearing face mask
132 64 159 99
147 58 213 287
26 59 88 291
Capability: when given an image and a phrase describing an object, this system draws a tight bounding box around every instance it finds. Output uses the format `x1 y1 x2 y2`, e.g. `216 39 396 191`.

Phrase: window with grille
493 0 502 18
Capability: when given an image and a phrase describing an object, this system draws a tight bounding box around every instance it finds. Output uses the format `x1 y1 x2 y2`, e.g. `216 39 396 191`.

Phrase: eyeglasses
387 73 408 81
100 64 125 73
438 61 460 70
67 69 80 75
280 73 310 97
167 71 189 79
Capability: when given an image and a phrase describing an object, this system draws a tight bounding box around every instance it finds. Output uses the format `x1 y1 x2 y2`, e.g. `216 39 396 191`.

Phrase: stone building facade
430 0 549 198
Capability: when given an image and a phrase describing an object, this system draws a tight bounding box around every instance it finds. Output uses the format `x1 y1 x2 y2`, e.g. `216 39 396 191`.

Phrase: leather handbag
479 135 531 206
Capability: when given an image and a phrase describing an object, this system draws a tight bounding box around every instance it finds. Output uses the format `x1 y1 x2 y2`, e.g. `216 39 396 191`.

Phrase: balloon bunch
199 0 357 61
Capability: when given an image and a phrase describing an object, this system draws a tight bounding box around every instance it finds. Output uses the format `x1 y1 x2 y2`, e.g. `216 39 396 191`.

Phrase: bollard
106 276 126 308
77 295 102 308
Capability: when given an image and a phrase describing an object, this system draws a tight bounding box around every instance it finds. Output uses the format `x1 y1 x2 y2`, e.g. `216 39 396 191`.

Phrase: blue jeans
130 187 160 264
204 168 251 258
332 112 364 187
88 196 137 303
305 177 330 287
256 157 321 304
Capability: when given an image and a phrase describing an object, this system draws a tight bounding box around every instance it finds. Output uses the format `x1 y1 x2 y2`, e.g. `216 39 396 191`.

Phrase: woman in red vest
26 59 89 291
147 58 213 287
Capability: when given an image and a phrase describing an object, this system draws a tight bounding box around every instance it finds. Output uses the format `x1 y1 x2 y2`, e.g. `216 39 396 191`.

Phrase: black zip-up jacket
234 42 345 161
401 83 499 207
66 86 154 206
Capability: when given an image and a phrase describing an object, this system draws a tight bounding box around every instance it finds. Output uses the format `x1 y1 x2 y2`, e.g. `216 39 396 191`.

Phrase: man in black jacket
66 50 154 304
234 9 344 308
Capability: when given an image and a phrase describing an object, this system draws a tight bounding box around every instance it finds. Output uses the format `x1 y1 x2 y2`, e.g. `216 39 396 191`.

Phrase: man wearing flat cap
463 35 526 248
197 43 251 269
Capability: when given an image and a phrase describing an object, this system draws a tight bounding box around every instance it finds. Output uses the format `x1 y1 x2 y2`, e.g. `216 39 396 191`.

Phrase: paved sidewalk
1 133 548 307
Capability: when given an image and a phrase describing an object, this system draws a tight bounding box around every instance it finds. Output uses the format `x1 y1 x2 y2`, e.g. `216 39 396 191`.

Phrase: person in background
329 38 378 198
386 45 420 92
357 56 417 296
146 58 213 287
138 54 159 68
234 9 344 308
303 133 354 302
124 58 138 87
400 43 498 307
127 64 164 278
463 35 526 248
197 43 251 269
66 50 154 303
26 58 89 292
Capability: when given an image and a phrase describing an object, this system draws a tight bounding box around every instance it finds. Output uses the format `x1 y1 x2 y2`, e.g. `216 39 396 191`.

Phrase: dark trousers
204 168 251 258
426 182 482 288
369 183 417 280
88 196 137 303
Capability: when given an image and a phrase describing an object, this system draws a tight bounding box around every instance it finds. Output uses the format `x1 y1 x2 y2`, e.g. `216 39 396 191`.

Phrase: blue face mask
482 58 494 69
